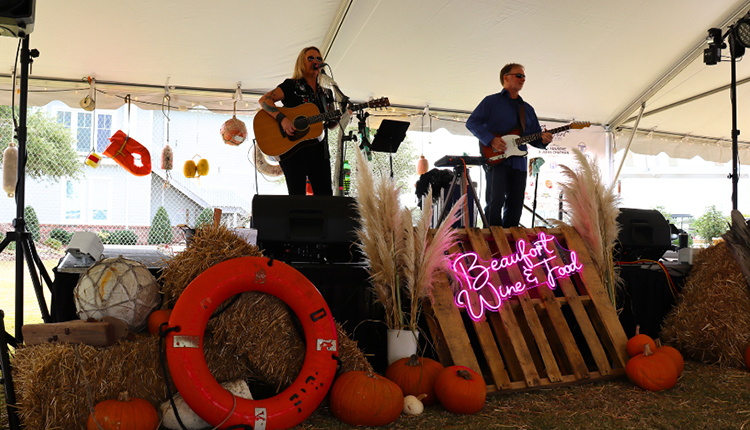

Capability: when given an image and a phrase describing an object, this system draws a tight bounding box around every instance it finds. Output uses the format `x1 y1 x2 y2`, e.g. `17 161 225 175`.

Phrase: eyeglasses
307 56 323 62
506 73 526 79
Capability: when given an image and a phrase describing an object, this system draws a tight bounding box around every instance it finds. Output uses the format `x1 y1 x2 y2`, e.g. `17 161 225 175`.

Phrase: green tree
329 125 418 197
147 206 173 245
0 106 83 183
653 205 675 225
195 207 214 228
692 205 730 244
24 205 40 242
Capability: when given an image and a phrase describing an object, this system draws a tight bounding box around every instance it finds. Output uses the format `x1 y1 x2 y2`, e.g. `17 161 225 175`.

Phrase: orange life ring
166 256 338 429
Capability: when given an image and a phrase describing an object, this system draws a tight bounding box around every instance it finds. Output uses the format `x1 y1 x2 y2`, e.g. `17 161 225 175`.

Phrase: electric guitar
254 97 390 156
480 121 591 165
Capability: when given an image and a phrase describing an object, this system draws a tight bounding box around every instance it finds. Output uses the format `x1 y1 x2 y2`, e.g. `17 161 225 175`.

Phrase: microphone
313 62 328 70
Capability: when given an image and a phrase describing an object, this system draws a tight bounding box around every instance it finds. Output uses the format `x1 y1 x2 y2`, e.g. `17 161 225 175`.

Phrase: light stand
0 35 50 430
703 19 750 211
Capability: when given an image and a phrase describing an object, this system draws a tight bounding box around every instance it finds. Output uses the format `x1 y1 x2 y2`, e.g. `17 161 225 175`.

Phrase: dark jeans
484 162 526 227
279 140 332 196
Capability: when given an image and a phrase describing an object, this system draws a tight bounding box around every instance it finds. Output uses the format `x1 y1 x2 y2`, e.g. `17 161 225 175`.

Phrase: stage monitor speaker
615 208 672 262
252 195 361 263
0 0 35 38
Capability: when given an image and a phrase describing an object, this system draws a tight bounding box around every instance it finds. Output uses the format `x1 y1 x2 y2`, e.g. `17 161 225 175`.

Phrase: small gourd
402 394 426 415
147 309 172 335
626 325 656 357
87 391 159 430
625 343 678 391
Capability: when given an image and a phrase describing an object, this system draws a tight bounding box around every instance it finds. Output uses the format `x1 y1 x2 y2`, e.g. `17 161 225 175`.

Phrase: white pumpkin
74 256 160 332
160 379 253 429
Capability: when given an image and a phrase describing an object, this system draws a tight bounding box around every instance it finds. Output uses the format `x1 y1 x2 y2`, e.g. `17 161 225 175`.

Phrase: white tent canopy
1 0 750 161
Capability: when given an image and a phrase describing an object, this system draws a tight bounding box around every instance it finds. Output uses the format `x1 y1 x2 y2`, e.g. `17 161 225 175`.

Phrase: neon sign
452 231 583 321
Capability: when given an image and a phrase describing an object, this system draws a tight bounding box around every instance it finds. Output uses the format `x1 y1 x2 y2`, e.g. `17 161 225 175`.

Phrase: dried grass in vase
353 149 461 331
551 147 621 306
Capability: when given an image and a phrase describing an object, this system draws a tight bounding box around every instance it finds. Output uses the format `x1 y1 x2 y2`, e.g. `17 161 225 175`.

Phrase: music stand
369 119 409 177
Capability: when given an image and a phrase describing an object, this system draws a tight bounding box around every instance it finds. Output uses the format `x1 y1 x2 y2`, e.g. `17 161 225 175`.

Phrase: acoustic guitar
254 97 390 156
480 121 591 165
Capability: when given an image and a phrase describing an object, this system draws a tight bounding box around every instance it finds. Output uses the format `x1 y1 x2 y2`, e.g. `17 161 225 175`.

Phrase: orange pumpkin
655 338 684 376
147 309 171 335
385 354 444 406
626 325 656 357
329 371 403 426
434 366 486 414
87 391 159 430
625 343 678 391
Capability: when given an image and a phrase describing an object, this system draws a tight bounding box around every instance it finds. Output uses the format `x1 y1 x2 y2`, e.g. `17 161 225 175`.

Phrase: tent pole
612 103 646 184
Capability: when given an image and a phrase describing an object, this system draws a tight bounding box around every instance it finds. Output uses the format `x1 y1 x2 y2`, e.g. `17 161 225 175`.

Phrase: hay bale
661 241 750 367
161 224 373 389
12 224 372 428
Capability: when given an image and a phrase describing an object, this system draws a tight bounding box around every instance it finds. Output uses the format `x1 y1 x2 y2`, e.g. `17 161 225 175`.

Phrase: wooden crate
424 225 628 394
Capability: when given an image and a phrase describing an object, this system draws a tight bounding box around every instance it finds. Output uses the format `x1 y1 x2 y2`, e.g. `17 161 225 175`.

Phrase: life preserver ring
166 256 338 429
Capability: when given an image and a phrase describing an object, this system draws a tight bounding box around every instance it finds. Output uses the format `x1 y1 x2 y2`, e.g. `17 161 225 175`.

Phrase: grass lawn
0 259 56 337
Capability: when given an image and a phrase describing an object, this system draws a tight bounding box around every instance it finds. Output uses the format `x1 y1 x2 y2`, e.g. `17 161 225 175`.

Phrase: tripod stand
0 35 51 430
436 162 488 228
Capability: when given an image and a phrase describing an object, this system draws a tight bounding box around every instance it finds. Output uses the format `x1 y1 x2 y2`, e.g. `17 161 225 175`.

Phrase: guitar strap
518 101 526 133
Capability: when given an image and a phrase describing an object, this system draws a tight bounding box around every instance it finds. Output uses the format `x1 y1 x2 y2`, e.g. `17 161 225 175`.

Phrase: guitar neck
305 102 370 126
517 124 571 145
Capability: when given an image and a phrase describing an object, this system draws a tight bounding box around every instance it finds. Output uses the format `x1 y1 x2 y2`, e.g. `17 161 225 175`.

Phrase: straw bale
661 242 750 367
160 224 372 388
12 224 372 429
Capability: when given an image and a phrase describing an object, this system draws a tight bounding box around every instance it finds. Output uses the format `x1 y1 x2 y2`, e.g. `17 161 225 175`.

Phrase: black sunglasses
307 56 323 62
506 73 526 79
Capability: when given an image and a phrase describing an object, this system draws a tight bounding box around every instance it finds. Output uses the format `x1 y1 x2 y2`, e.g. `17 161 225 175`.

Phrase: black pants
484 162 526 227
279 139 332 196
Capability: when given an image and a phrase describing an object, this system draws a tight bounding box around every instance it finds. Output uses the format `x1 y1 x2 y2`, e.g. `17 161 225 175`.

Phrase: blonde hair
292 46 322 80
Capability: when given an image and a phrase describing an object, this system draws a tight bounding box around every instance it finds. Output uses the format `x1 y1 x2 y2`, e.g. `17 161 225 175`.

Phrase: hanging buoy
84 152 102 168
183 160 197 178
161 144 173 171
220 116 248 146
196 158 209 176
3 143 18 197
417 155 429 175
183 155 209 178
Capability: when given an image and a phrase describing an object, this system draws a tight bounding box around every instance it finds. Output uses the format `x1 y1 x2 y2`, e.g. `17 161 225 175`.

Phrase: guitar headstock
570 121 591 130
366 97 390 109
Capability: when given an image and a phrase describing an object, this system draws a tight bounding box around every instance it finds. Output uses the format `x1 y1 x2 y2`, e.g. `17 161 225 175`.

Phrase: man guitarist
258 46 338 195
466 63 553 227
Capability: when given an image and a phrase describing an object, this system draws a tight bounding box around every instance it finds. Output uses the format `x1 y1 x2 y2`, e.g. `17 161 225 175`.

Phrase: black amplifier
252 195 361 263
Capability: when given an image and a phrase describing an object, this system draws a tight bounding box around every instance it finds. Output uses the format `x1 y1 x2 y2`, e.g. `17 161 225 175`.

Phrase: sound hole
293 116 310 131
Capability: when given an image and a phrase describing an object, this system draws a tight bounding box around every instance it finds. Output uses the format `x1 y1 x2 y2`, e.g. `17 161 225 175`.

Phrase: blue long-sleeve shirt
466 89 545 171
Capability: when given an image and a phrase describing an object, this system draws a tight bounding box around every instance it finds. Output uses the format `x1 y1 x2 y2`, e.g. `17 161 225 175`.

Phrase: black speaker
615 208 672 262
252 195 361 263
0 0 35 38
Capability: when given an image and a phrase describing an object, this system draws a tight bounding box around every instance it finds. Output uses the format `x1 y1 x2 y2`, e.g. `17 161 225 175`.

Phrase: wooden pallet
424 225 628 394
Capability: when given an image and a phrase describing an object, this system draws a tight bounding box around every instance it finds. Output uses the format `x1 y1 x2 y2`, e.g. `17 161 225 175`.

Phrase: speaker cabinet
615 208 672 262
0 0 35 37
252 195 361 263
